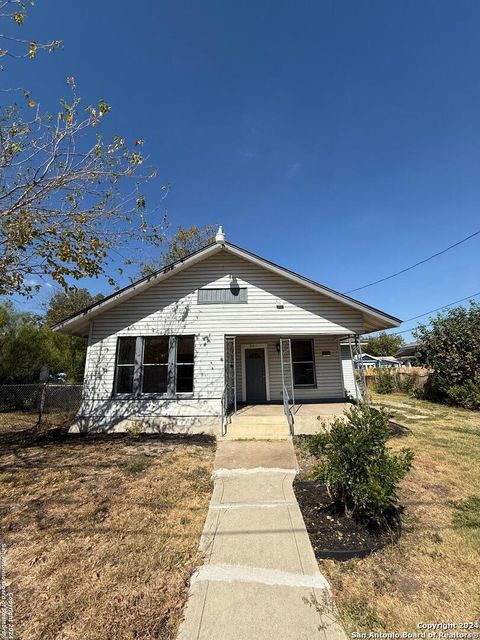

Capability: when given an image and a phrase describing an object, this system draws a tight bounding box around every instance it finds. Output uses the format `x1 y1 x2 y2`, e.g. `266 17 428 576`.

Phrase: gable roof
52 239 402 336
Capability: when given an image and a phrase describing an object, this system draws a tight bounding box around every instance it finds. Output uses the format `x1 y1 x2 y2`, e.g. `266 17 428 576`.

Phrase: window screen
291 340 316 387
198 288 247 304
115 337 136 394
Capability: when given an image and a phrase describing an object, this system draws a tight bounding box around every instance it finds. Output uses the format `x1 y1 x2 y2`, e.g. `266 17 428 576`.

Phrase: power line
345 229 480 294
386 290 480 336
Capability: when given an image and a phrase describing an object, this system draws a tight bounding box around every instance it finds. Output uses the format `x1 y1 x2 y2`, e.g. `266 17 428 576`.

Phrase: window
115 337 136 394
291 340 316 387
198 287 248 304
176 336 194 393
142 337 169 393
114 336 195 395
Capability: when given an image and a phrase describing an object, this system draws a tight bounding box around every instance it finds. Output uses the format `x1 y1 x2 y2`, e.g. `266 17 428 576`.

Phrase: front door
245 348 267 403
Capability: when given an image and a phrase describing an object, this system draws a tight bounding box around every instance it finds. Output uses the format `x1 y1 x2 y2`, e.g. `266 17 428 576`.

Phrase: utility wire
345 229 480 294
386 290 480 336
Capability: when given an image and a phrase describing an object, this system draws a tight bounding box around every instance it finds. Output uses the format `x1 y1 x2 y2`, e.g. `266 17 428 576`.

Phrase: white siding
81 250 360 427
235 336 345 402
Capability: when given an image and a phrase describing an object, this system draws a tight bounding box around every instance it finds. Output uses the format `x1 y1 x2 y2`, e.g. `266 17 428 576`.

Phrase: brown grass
0 418 215 639
296 393 480 631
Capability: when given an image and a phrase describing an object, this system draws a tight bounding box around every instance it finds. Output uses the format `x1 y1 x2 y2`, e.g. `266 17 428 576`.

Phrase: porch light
276 343 281 353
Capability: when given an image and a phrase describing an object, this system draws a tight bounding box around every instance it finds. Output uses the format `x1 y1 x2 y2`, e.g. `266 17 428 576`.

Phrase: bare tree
0 1 167 296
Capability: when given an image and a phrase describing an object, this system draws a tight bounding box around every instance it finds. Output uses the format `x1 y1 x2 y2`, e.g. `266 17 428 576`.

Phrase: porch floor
235 402 350 418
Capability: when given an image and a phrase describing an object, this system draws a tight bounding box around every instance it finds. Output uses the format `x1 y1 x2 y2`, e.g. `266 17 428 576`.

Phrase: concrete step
230 415 288 426
226 424 291 440
223 434 292 441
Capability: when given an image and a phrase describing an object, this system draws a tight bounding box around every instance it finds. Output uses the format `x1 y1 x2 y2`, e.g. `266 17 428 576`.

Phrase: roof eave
53 239 401 336
52 242 223 335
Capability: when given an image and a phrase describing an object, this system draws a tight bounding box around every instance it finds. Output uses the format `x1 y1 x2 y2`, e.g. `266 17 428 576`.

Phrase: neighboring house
53 228 401 435
355 354 400 369
395 342 420 367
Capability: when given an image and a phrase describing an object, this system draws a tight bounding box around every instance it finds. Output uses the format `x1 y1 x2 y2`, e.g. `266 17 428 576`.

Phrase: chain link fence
0 384 83 423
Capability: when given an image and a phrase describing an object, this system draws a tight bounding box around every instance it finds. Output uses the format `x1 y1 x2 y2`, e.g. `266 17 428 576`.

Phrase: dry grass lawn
296 393 480 632
0 415 215 640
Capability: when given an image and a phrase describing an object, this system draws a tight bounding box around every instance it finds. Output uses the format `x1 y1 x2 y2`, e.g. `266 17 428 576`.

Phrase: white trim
336 337 347 400
52 243 222 335
240 343 270 403
53 242 401 336
225 244 401 328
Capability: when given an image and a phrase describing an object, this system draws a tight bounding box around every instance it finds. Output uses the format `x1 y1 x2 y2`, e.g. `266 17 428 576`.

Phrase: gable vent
198 287 248 304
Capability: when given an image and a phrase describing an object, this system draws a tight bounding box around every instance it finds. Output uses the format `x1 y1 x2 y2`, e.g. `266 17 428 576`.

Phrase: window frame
113 335 195 397
174 336 195 394
113 337 139 395
291 339 317 389
141 336 171 395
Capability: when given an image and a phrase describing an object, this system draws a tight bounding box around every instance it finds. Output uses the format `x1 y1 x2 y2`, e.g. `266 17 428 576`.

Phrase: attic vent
198 287 248 304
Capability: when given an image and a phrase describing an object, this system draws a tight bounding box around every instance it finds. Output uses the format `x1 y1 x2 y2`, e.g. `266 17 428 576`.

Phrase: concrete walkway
177 440 346 640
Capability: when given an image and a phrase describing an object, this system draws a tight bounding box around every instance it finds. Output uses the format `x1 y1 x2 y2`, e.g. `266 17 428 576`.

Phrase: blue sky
6 1 480 339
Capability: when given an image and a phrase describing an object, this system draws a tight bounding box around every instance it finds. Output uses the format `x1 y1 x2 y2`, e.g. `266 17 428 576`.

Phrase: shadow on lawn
0 421 215 452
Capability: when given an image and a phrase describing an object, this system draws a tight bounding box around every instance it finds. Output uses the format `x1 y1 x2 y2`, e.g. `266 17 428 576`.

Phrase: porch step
232 415 290 426
225 415 291 440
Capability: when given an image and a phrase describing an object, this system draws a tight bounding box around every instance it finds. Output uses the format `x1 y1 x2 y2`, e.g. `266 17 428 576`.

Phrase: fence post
38 383 47 426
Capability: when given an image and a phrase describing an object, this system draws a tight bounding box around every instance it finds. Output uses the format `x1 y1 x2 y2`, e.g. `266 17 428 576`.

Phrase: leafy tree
0 288 103 383
0 301 62 383
414 301 480 408
139 225 216 276
45 288 104 326
363 332 404 357
0 2 167 297
45 288 105 382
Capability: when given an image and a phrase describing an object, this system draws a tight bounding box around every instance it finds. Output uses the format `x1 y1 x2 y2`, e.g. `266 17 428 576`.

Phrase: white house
53 228 401 436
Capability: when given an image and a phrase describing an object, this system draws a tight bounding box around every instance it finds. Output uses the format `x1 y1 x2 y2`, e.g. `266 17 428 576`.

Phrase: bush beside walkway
295 392 480 632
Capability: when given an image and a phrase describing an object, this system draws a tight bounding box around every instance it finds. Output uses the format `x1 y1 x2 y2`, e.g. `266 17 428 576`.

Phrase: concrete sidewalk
177 440 346 640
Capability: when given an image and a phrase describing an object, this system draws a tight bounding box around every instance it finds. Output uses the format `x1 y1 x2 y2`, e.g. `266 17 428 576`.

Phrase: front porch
224 401 351 439
235 402 349 418
222 334 353 438
231 401 351 438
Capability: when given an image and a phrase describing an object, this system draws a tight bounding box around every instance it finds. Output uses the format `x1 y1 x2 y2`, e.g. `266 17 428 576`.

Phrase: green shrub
375 368 397 394
447 380 480 410
308 404 414 526
397 373 416 396
126 420 143 438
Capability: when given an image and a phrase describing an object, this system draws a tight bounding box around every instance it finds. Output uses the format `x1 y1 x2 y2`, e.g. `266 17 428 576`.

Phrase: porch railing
220 383 232 436
282 383 294 436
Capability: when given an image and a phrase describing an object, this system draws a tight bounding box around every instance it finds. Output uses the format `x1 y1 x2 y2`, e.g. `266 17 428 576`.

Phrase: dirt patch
0 416 215 640
294 480 399 558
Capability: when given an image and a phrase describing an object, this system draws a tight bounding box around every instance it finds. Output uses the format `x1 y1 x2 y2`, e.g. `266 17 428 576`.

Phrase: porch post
288 338 295 411
348 336 360 403
233 336 237 413
355 334 369 404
